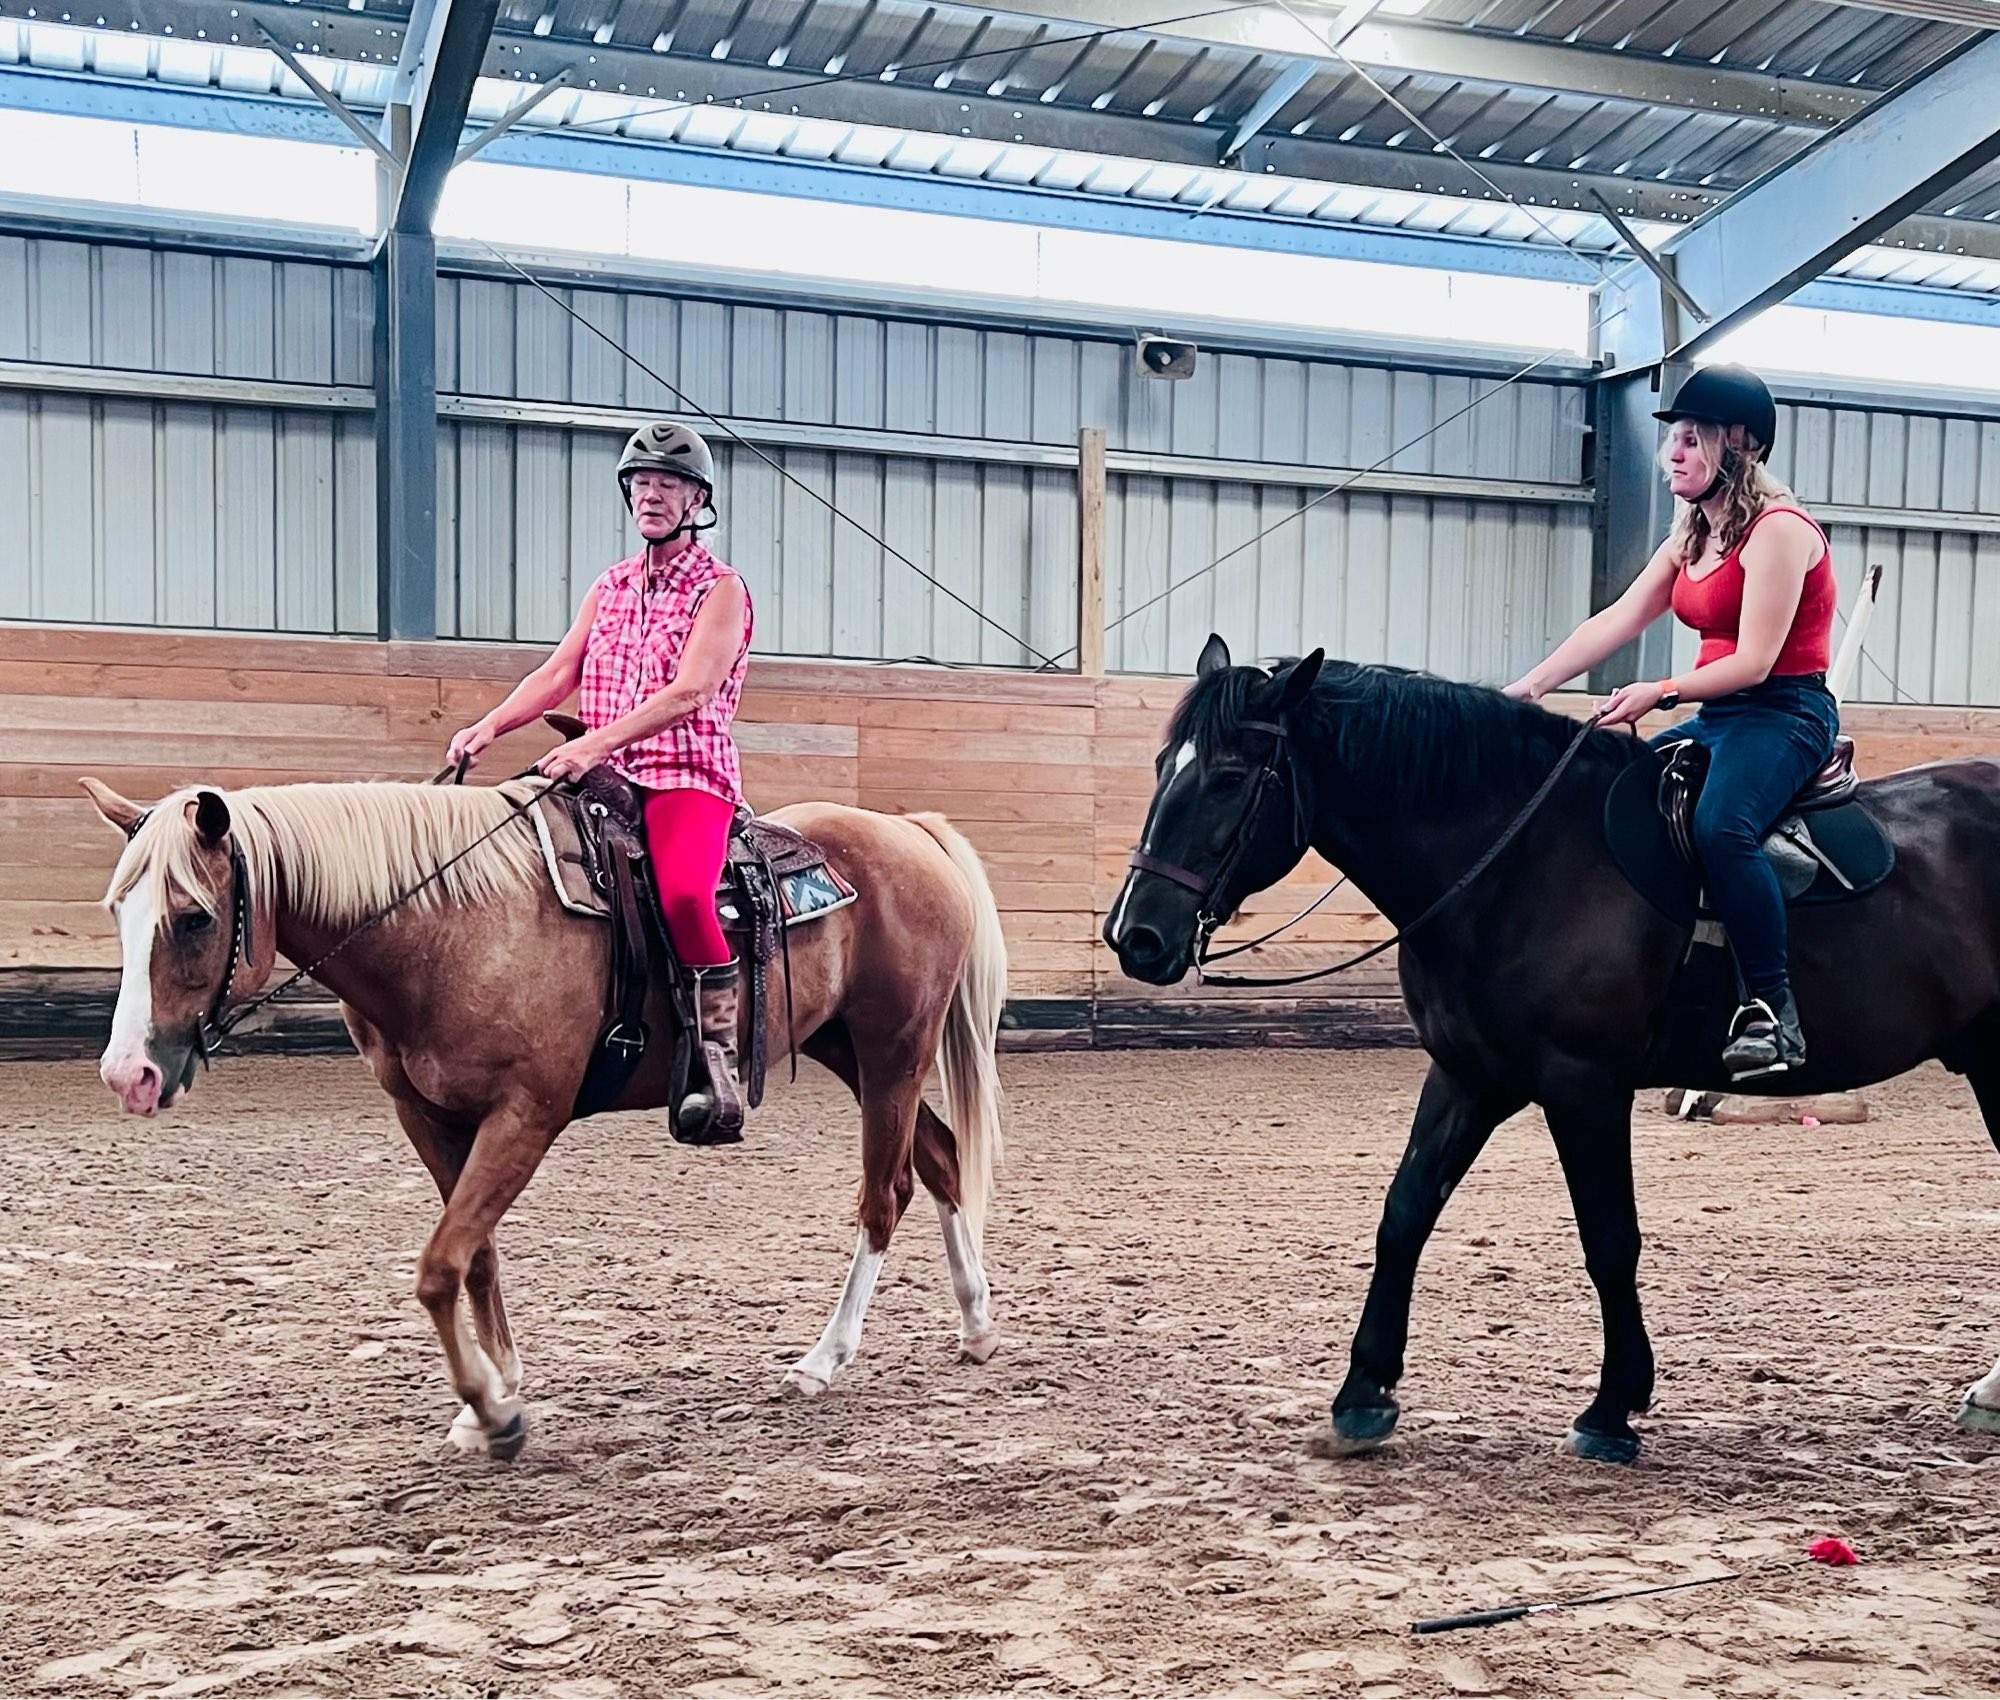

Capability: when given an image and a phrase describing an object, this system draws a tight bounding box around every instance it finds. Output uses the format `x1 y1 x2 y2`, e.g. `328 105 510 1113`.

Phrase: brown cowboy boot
676 960 746 1145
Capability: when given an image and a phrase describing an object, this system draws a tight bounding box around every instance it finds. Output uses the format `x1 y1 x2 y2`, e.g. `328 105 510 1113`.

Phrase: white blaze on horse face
101 889 162 1115
1109 741 1200 946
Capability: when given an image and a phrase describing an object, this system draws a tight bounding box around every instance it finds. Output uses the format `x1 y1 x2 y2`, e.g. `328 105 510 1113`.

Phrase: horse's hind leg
804 1024 995 1370
411 1101 559 1457
914 1105 999 1363
786 1034 924 1397
1953 1038 2000 1434
1331 1063 1523 1454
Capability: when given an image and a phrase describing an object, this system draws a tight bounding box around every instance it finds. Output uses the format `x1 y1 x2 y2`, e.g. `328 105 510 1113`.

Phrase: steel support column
374 229 439 641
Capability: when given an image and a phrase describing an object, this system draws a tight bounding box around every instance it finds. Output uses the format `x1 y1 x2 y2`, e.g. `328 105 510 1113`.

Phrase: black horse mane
1169 659 1646 807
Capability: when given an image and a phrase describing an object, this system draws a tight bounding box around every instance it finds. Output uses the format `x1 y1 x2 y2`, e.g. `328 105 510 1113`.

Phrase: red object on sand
1809 1537 1859 1566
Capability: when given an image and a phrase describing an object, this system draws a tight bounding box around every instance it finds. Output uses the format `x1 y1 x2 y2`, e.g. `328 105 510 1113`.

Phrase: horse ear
1196 633 1231 678
189 790 231 849
1276 649 1325 713
81 777 145 835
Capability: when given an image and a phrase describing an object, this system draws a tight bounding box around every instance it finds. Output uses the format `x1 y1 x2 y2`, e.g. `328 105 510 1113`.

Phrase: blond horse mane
105 781 546 927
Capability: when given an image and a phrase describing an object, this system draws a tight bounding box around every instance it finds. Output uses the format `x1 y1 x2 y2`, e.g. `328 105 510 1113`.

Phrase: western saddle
533 713 845 1125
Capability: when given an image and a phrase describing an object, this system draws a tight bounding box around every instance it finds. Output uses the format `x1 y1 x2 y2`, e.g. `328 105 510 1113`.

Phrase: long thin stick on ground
1412 1568 1748 1634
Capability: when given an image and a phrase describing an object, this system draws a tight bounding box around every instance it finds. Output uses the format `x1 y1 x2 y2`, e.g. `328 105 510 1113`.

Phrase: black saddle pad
1604 753 1895 929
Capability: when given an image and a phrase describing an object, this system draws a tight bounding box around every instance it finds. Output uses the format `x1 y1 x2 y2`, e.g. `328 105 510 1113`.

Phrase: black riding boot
675 961 746 1145
1721 984 1806 1081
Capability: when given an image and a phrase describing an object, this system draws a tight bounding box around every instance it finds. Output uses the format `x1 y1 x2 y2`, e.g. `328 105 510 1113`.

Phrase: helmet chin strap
1693 447 1739 505
631 496 720 545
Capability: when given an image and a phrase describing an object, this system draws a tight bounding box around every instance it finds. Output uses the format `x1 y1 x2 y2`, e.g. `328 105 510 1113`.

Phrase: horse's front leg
412 1101 560 1459
1330 1063 1524 1453
1544 1088 1655 1464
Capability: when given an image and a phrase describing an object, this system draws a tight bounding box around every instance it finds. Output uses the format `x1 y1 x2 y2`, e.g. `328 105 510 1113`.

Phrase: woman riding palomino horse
1505 364 1838 1082
86 418 1011 1458
447 421 751 1143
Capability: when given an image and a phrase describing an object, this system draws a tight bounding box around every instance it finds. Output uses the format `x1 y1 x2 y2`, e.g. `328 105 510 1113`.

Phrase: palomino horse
1107 634 2000 1464
85 777 1006 1458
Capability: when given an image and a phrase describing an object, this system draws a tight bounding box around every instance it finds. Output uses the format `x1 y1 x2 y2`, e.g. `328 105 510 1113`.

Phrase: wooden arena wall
5 621 1999 1059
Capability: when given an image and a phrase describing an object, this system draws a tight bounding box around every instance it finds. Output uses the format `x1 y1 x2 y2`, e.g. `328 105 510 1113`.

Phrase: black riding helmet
1654 364 1777 462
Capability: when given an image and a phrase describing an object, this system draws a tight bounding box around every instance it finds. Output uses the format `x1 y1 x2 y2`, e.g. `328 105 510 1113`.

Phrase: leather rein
1128 709 1604 989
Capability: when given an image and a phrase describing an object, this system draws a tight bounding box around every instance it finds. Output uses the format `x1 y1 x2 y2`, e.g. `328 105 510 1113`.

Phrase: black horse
1106 633 2000 1463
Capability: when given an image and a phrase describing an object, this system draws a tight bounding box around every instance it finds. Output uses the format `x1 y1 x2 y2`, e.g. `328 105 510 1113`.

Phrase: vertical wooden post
1077 426 1107 677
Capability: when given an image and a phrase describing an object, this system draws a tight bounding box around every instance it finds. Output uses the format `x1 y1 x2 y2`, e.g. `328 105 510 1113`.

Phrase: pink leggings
641 786 736 967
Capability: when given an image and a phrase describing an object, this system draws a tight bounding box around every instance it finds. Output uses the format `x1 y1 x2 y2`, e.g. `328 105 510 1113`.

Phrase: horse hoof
447 1404 528 1460
784 1367 832 1399
959 1327 1002 1365
1563 1424 1641 1465
487 1410 529 1461
1955 1397 2000 1436
1323 1403 1400 1456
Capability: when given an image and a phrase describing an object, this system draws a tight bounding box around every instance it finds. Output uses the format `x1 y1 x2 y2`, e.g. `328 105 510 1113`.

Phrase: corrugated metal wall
1099 367 1591 677
436 424 1081 666
1107 481 1591 681
432 273 1590 675
0 235 379 633
5 231 1998 699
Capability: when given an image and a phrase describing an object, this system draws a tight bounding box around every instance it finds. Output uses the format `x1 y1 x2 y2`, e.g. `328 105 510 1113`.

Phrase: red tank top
1670 505 1835 675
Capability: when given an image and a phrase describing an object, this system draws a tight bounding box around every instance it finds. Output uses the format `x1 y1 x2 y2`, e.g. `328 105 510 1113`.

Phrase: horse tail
907 812 1007 1247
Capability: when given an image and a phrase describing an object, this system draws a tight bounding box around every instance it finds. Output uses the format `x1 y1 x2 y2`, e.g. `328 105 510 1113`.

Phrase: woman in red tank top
1504 365 1839 1080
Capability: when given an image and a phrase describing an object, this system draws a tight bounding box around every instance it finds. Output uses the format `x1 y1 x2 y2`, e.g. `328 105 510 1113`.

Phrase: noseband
1125 717 1306 958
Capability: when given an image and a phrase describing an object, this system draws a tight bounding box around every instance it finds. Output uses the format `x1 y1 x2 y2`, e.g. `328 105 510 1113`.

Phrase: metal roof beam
16 0 2000 259
967 0 1876 125
1593 32 2000 369
60 0 1877 127
1817 0 2000 27
1221 60 1315 163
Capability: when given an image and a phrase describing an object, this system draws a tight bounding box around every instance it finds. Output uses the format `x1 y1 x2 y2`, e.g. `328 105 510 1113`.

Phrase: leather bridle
120 805 253 1063
1125 716 1308 965
1123 707 1605 989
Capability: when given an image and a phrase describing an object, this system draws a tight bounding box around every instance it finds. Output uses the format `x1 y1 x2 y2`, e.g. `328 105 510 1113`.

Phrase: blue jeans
1651 674 1840 996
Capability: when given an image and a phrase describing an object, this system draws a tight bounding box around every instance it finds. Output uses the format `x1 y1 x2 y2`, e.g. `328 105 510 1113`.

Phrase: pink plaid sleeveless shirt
578 542 753 805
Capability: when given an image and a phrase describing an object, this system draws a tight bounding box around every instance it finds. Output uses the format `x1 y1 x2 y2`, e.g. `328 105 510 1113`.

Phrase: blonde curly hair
1661 419 1795 570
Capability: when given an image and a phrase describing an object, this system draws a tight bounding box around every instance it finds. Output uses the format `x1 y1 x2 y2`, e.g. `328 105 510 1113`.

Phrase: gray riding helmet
617 420 716 505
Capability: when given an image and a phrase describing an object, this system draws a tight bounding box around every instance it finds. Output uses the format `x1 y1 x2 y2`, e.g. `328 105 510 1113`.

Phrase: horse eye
174 910 216 937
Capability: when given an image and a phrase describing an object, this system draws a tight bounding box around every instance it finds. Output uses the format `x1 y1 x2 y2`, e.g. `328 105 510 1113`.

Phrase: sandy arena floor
5 1048 2000 1697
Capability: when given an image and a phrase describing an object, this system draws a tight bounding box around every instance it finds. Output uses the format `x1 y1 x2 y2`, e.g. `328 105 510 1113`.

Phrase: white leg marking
1963 1356 2000 1412
435 1296 520 1454
935 1197 999 1363
786 1232 886 1396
